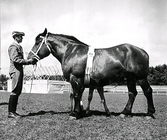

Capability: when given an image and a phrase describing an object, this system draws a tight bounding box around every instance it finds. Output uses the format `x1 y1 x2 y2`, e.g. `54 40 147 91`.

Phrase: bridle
30 33 51 61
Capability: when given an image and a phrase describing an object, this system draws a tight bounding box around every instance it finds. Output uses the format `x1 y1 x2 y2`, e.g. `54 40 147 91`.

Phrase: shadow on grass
82 110 155 119
81 110 119 118
21 110 155 119
129 113 155 119
0 102 8 106
22 110 71 117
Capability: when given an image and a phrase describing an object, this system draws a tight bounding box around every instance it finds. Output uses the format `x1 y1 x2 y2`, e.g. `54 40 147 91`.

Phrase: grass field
0 91 167 140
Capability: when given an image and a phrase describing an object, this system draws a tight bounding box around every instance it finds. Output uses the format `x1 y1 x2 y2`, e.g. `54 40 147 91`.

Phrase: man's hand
27 58 37 65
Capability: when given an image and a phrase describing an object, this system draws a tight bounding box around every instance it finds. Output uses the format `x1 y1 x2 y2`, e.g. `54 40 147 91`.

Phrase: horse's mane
35 32 89 46
53 34 89 46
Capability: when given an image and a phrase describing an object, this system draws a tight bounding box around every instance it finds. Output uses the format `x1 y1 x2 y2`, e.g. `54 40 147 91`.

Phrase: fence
7 65 67 93
103 85 167 95
21 65 166 95
21 80 71 94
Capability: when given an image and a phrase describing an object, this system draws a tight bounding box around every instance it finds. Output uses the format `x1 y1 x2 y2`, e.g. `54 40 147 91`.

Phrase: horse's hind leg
97 87 110 116
139 79 155 116
121 73 137 116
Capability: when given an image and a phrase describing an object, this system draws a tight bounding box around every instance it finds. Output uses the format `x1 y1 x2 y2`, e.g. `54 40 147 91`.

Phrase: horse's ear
40 28 48 37
40 28 48 38
43 28 48 36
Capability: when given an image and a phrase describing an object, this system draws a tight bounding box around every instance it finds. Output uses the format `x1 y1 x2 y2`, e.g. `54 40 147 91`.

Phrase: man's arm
8 46 34 65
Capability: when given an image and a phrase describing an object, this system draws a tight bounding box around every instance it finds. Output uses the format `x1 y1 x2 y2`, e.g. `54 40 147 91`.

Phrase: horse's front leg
70 75 84 119
70 87 84 113
72 87 84 119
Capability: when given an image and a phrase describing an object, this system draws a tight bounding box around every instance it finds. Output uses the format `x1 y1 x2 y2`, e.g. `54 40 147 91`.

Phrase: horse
28 28 155 119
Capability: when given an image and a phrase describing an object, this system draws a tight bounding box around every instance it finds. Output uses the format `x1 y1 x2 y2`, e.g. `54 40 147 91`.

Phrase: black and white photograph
0 0 167 139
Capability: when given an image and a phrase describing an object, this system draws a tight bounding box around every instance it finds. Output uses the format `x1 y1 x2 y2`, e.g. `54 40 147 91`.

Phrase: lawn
0 91 167 140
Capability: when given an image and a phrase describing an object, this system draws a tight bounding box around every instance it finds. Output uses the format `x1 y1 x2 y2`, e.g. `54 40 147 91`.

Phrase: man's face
15 35 23 43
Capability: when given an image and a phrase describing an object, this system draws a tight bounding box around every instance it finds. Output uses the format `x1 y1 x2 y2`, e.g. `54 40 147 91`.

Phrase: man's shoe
8 112 21 119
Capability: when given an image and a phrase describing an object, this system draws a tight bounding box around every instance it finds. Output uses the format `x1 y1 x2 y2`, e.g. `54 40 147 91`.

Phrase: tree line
148 64 167 85
0 64 166 90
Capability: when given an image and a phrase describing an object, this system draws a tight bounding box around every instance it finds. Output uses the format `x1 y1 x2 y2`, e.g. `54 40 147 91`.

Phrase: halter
30 33 51 61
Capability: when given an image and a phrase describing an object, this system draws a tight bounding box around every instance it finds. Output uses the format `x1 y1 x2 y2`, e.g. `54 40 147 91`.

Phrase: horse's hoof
146 115 155 120
69 111 80 120
146 116 152 120
86 111 89 115
106 112 111 117
69 116 77 120
80 107 84 112
120 114 125 119
86 110 91 115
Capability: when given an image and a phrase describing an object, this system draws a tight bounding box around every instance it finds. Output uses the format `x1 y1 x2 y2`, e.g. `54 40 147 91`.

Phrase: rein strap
30 33 51 61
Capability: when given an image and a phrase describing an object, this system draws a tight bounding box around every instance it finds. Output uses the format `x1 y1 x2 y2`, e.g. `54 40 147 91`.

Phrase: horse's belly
90 63 126 84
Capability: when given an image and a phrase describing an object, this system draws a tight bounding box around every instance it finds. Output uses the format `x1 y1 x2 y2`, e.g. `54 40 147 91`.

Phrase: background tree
0 74 9 90
148 64 167 85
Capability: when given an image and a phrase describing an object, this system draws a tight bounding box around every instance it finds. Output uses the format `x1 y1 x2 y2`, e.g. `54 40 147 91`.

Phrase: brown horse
28 28 155 119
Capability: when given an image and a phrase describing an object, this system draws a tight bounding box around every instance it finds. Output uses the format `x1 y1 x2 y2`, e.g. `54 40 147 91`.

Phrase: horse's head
27 28 51 61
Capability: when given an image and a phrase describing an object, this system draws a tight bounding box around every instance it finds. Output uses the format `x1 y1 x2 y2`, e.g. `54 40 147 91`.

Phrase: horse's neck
49 34 88 63
49 37 67 63
52 45 66 63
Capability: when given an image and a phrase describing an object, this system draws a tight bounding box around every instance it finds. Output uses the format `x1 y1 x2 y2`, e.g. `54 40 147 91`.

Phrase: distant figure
8 31 36 118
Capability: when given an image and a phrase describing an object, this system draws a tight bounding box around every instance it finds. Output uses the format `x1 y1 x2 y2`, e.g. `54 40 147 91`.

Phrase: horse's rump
88 43 149 85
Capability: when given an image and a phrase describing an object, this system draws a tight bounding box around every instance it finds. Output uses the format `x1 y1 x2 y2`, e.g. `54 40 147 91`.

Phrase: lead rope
29 64 37 96
23 64 37 113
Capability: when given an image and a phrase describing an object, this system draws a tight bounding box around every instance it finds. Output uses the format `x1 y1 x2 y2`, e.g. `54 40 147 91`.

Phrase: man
8 31 36 118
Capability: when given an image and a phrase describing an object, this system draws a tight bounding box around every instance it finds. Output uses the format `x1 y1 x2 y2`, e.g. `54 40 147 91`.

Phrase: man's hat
12 31 25 37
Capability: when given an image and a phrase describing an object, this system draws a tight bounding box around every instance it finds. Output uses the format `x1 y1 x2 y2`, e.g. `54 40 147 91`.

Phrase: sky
1 0 167 76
